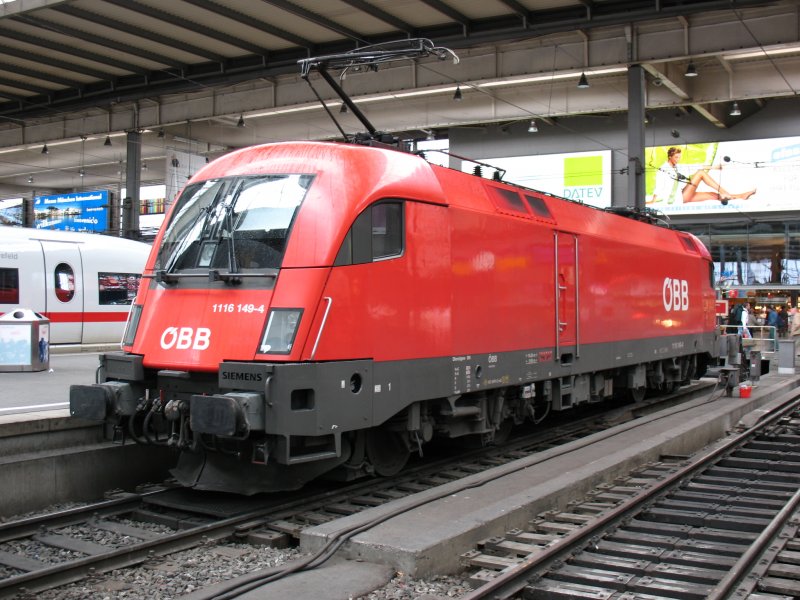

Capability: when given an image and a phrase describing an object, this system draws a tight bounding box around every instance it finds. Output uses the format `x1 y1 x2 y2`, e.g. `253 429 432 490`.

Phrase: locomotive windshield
156 174 314 274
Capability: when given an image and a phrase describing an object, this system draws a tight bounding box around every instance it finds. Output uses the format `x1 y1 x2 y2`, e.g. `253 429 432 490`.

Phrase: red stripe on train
39 312 130 323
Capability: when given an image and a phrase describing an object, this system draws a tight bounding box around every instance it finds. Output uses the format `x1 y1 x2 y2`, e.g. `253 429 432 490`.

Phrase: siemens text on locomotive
70 141 718 494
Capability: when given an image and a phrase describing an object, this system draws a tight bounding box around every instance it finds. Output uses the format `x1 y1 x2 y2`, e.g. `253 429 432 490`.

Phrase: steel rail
0 490 160 543
460 386 800 600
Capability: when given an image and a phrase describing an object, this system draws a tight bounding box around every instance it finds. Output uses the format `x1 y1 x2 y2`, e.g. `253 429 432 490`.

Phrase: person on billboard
648 147 756 205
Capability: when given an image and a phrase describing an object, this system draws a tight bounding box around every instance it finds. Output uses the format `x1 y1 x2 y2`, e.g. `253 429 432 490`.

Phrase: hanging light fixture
79 168 85 177
339 103 348 114
684 61 698 77
527 120 538 133
104 135 112 147
41 144 49 154
157 128 165 138
453 85 463 101
237 115 245 127
577 72 590 88
27 176 33 184
729 101 741 116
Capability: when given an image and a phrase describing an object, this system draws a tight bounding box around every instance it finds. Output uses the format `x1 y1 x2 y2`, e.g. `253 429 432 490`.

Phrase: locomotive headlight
122 304 143 347
260 308 303 354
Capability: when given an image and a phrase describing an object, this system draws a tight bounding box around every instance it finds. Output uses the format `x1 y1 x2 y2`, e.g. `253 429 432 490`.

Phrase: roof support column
627 64 646 209
123 130 141 239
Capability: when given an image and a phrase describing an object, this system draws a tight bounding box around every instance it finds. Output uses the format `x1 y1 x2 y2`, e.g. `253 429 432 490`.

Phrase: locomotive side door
554 231 579 360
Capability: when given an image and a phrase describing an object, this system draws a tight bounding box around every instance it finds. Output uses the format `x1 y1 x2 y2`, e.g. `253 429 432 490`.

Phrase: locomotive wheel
365 427 410 476
628 386 646 403
492 418 514 444
663 381 680 394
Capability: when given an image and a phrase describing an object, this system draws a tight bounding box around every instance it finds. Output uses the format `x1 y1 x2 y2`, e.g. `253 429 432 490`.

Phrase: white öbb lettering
662 277 689 312
160 327 211 350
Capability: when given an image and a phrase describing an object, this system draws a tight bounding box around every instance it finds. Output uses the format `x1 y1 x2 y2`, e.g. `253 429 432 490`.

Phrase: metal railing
739 325 779 354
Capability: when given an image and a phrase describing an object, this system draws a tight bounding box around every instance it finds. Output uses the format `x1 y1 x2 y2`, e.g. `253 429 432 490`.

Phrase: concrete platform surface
0 349 105 418
301 372 800 578
181 557 394 600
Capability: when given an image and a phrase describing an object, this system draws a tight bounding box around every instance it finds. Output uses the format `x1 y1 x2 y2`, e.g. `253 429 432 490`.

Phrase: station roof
0 0 797 196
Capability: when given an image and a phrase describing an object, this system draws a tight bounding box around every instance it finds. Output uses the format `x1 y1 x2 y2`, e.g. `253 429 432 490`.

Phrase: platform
0 349 108 418
300 371 800 579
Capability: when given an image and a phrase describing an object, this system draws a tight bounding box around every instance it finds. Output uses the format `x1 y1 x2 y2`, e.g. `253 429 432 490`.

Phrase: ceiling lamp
577 72 589 88
79 168 85 177
237 115 245 127
684 61 698 77
339 103 348 114
104 135 112 147
41 144 49 154
527 119 538 133
729 101 742 116
157 128 165 138
453 85 463 101
27 176 33 184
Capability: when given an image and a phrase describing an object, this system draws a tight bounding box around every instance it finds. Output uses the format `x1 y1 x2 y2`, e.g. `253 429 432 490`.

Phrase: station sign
33 190 109 232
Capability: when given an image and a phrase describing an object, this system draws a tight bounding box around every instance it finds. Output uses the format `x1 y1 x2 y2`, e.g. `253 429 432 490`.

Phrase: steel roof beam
0 63 82 90
419 0 471 33
0 27 150 75
0 43 116 81
54 3 228 64
259 0 365 43
339 0 417 36
11 14 187 69
99 0 270 58
181 0 314 49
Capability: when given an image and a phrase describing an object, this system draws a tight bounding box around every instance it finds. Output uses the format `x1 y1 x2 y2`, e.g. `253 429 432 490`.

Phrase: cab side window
335 200 404 265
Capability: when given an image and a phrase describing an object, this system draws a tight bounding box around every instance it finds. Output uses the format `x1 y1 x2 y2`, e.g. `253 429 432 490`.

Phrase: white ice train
0 227 150 345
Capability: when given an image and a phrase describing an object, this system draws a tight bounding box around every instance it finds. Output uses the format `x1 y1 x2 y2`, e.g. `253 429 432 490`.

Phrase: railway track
0 381 716 598
459 386 800 599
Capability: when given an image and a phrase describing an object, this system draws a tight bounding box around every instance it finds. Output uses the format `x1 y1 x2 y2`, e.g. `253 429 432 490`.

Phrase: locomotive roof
182 141 709 264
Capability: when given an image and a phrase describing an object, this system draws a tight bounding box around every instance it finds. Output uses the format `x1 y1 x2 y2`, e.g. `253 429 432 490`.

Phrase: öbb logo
663 278 689 312
160 327 211 350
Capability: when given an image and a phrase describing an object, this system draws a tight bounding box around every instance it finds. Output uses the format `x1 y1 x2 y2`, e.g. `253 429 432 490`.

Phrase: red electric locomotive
70 139 718 494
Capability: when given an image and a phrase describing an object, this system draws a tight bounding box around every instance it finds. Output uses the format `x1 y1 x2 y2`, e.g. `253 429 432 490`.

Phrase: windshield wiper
148 270 277 285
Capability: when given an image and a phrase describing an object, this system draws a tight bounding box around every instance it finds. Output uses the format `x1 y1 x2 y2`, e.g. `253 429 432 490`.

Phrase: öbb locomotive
70 141 718 494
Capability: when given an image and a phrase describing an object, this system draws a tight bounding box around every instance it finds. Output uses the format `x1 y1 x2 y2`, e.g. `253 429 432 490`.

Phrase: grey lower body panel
216 331 717 435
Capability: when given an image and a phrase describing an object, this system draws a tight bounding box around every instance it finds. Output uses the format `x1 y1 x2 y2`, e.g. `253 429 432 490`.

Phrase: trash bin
0 308 50 372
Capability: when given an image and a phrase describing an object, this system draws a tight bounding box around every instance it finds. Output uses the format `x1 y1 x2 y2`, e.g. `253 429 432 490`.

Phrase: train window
156 174 313 273
523 194 554 220
335 200 404 265
98 272 142 305
54 263 75 303
0 268 19 304
372 202 403 260
487 186 529 216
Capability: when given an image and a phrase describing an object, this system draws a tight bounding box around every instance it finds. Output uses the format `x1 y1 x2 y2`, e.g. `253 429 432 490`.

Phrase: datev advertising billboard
470 151 612 208
645 136 800 214
33 190 109 232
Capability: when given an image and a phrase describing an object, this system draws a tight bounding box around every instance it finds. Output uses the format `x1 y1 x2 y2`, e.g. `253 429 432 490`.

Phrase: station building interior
0 0 799 314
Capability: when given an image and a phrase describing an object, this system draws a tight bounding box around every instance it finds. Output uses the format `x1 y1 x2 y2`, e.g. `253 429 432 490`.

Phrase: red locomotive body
71 141 717 494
